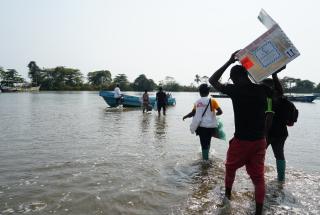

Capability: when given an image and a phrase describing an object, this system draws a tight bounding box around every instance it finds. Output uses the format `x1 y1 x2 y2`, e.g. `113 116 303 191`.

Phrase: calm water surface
0 91 319 214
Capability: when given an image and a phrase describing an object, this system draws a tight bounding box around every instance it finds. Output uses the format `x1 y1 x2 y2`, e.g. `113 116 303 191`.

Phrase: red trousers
225 137 266 204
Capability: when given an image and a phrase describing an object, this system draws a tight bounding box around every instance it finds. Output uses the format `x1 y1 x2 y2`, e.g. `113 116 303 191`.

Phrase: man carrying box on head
209 51 275 215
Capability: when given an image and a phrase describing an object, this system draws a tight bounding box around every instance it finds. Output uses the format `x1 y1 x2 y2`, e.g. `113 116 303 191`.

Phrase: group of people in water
183 51 290 215
113 84 169 116
142 87 169 116
114 51 292 214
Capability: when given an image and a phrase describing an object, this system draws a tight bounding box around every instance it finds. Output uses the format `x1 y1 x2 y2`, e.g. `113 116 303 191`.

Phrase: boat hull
0 87 18 92
287 95 317 103
19 86 41 92
0 85 40 93
99 91 176 108
211 93 229 98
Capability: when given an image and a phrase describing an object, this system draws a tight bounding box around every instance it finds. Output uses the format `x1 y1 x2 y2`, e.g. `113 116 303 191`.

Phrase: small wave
15 201 47 213
177 160 320 214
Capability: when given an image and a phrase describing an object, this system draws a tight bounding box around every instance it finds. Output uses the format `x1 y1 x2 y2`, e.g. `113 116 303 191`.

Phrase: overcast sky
1 0 319 85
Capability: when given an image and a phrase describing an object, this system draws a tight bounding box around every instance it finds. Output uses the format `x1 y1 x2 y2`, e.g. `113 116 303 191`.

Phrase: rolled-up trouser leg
225 138 245 190
246 139 266 204
225 167 236 190
225 138 266 204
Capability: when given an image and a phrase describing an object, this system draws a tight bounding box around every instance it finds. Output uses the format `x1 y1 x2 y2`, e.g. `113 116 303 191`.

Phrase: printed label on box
253 40 282 68
284 47 298 58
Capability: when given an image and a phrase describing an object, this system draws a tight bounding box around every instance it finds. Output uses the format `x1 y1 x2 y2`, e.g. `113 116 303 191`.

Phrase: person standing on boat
142 90 150 113
182 84 223 160
209 51 273 215
114 84 122 106
262 66 289 182
156 87 167 116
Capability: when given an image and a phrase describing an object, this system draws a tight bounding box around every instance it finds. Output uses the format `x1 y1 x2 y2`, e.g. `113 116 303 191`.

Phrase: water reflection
140 113 151 133
154 116 167 140
182 159 228 214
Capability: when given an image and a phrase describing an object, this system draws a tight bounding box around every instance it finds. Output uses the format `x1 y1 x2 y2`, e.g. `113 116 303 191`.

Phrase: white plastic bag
190 118 201 134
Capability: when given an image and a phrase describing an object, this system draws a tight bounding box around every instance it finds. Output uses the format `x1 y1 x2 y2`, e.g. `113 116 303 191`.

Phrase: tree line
26 61 199 91
1 61 197 91
1 61 320 93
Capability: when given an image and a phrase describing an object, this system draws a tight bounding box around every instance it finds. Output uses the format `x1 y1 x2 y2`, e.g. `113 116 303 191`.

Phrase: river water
0 91 319 215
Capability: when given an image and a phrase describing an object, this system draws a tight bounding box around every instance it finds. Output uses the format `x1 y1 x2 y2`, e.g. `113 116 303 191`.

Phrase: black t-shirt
268 97 289 137
156 91 167 104
220 83 272 140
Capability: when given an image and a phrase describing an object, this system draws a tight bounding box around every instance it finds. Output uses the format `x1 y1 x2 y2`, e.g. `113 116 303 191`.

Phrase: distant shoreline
2 90 320 95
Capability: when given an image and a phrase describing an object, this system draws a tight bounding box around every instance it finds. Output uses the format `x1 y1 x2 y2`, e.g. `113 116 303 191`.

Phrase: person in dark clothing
156 87 167 116
262 66 288 182
209 51 274 215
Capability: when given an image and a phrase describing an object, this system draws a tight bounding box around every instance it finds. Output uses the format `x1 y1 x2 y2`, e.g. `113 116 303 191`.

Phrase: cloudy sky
1 0 319 85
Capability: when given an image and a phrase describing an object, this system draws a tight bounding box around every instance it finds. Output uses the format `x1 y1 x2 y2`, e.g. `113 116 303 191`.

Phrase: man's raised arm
209 50 239 92
272 65 286 96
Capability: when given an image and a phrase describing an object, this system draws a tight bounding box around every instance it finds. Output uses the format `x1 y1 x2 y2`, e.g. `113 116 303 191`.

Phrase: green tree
280 76 316 93
179 83 197 92
0 69 24 86
113 74 130 90
63 67 83 87
280 76 297 93
40 68 55 89
28 61 42 86
194 74 201 86
315 83 320 93
40 66 83 90
293 79 315 93
87 70 112 86
132 74 156 91
163 76 180 91
0 67 4 82
158 80 164 86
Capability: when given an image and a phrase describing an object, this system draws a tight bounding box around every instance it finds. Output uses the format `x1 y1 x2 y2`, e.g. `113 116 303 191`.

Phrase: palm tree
194 74 201 86
27 61 42 86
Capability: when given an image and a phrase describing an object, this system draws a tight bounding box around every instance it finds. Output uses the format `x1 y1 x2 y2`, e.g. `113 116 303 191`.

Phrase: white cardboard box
236 9 300 82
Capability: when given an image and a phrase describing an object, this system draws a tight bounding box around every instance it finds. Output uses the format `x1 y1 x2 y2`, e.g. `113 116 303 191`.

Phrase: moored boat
18 85 41 92
0 83 40 93
287 95 318 103
210 92 318 102
99 91 176 107
0 86 18 92
313 93 320 100
210 93 229 98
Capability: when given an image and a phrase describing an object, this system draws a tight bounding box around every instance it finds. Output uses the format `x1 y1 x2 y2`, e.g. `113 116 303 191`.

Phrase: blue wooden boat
313 93 320 100
99 91 176 107
287 95 318 103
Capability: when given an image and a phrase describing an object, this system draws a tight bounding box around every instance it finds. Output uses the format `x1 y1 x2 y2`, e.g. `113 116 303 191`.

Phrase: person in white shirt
183 84 223 160
114 84 122 106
